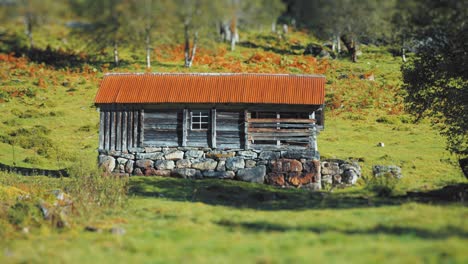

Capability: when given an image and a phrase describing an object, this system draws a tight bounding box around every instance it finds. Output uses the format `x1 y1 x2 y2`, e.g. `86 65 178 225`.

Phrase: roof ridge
103 72 325 78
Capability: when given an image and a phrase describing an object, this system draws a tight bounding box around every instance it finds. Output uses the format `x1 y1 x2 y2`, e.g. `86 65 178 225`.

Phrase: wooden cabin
94 73 325 153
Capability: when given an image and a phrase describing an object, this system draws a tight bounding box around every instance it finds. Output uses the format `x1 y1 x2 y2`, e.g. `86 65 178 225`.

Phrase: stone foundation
98 147 322 190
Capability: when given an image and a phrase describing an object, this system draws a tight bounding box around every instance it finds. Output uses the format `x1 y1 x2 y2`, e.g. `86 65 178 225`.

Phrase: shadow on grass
128 177 406 211
216 219 468 240
129 177 467 211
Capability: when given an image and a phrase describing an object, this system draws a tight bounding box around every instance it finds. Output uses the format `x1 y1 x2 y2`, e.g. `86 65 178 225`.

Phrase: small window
191 110 209 130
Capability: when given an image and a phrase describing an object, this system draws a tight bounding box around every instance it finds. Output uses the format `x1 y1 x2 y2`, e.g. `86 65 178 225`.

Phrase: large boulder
206 150 236 160
176 159 192 168
373 165 403 179
164 150 184 160
270 159 303 173
236 165 266 183
136 152 164 160
172 168 201 178
202 170 235 179
266 173 286 186
259 151 281 160
99 155 115 173
154 160 175 170
125 160 134 174
226 157 245 171
191 158 218 170
135 159 154 169
282 150 319 160
237 150 258 159
185 150 204 159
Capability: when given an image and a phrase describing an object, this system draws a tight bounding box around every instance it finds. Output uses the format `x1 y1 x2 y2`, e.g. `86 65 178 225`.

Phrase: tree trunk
271 21 276 32
230 15 237 51
113 40 119 66
336 35 341 53
351 37 357 63
145 0 152 69
401 48 407 62
146 29 151 69
24 14 33 49
184 24 190 67
460 157 468 179
187 32 198 68
340 35 357 63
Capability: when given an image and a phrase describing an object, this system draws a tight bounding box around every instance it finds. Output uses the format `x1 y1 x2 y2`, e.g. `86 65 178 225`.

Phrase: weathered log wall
98 105 321 152
99 104 142 152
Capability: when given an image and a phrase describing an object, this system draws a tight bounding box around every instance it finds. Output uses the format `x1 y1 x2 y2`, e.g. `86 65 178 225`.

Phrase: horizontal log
144 141 179 147
249 144 308 150
249 128 310 133
144 125 179 131
250 136 310 141
250 132 311 137
248 118 316 123
217 143 241 149
249 123 315 128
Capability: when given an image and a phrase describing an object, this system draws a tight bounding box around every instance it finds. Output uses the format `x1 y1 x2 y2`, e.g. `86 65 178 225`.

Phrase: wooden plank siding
144 110 182 147
97 106 318 151
98 105 143 152
216 111 244 149
248 115 316 149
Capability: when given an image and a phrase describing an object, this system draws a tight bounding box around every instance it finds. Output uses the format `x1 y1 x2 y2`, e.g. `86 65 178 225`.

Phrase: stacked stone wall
98 147 322 190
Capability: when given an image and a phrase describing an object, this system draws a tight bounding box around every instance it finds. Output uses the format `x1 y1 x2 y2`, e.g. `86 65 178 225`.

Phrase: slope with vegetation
0 0 466 262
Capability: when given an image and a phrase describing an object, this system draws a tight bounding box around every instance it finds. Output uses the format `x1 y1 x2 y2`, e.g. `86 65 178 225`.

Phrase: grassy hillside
0 28 466 263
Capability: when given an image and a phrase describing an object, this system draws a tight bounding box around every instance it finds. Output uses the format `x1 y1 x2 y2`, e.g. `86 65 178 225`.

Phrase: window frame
190 110 210 131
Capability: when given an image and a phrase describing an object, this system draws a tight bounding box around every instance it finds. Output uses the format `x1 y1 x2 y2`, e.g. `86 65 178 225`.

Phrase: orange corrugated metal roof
95 73 325 105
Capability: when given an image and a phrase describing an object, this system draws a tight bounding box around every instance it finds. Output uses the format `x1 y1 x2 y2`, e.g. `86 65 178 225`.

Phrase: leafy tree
70 0 135 66
286 0 396 62
401 0 468 175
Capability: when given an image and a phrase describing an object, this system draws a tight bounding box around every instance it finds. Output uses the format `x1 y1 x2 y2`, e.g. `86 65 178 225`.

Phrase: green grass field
0 29 467 263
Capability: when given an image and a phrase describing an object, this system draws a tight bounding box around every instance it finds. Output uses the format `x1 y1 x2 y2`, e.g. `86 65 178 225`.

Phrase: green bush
7 201 42 227
365 174 399 197
66 161 129 213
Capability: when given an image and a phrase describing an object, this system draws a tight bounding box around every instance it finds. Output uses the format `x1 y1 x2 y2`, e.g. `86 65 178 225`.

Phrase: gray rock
245 160 257 168
216 160 226 171
125 160 134 174
322 175 333 185
117 158 128 165
99 155 115 173
135 159 154 169
145 147 162 153
185 150 204 159
373 165 403 179
205 150 236 160
164 150 184 160
136 152 164 160
321 161 341 175
176 159 192 168
259 151 281 160
121 154 135 160
282 150 319 160
154 160 175 170
202 170 235 179
191 158 218 170
134 168 144 176
236 165 266 183
152 170 172 177
110 227 126 235
237 150 258 159
226 157 245 171
172 168 200 178
342 169 359 184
